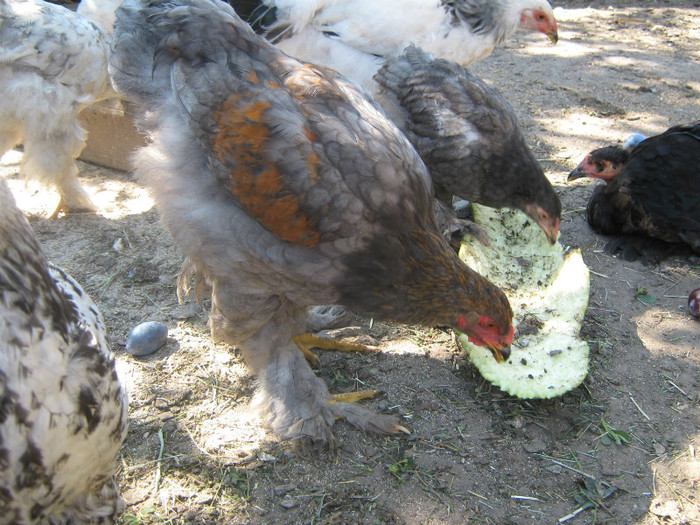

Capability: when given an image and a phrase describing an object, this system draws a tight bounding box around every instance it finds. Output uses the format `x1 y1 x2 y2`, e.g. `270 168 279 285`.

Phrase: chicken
568 122 700 255
0 0 115 218
0 176 128 524
232 0 558 92
374 45 561 245
109 0 514 444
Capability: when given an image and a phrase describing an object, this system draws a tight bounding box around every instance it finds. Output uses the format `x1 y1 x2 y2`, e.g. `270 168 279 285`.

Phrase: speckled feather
0 0 115 214
585 122 700 253
109 0 512 443
0 178 128 524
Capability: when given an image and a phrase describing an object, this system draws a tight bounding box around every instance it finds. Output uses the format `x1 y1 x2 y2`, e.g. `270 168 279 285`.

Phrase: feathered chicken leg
206 278 406 444
23 131 97 219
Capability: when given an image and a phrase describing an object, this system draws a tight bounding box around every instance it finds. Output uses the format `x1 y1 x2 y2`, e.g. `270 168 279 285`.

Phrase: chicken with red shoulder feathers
568 122 700 257
109 0 513 445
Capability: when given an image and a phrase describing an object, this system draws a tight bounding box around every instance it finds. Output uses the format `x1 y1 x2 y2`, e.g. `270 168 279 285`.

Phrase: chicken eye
539 211 548 221
594 161 605 172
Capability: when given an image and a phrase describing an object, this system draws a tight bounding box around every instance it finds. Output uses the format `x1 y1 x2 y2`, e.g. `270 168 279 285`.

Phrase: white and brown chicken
0 176 128 524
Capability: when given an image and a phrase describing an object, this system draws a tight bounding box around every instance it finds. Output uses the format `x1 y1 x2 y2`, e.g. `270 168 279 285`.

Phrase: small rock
194 493 214 505
125 261 161 283
126 321 168 356
274 484 295 496
257 452 277 463
112 238 125 252
154 398 170 410
524 439 547 453
279 496 298 509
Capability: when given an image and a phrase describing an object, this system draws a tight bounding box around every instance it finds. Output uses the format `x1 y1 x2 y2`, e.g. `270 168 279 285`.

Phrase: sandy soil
2 1 699 523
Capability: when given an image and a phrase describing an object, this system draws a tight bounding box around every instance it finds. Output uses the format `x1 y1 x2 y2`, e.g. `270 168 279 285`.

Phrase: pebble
279 496 298 509
523 439 547 453
545 464 562 474
274 484 295 496
126 321 168 356
258 452 277 463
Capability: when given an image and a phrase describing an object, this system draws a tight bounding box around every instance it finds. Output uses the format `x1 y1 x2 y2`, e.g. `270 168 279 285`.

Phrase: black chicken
568 122 700 257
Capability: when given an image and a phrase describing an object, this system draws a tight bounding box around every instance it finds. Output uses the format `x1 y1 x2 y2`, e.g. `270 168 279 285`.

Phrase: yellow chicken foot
49 198 66 220
292 333 379 369
330 389 383 404
292 335 409 434
49 197 98 219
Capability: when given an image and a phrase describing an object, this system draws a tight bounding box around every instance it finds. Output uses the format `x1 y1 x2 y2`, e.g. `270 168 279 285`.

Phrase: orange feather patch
210 94 322 247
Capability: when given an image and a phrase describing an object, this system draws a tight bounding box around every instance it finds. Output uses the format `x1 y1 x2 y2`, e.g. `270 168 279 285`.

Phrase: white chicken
0 176 128 524
0 0 115 217
234 0 559 91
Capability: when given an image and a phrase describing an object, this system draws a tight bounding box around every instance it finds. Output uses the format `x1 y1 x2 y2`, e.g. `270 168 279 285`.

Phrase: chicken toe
49 195 98 219
330 391 410 434
329 402 409 436
293 333 379 369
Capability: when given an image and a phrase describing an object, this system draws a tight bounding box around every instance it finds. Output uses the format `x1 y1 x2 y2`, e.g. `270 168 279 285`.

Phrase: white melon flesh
459 205 590 399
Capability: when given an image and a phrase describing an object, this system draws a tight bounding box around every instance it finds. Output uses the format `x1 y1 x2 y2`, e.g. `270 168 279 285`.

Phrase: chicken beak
539 217 560 245
567 166 587 181
547 30 559 44
526 205 560 245
487 342 510 363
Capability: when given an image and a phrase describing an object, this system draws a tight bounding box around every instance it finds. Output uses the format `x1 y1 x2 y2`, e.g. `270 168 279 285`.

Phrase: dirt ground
2 1 700 523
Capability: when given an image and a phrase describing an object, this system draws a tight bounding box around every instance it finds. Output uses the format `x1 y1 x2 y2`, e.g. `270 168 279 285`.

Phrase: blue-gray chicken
375 45 561 245
109 0 514 445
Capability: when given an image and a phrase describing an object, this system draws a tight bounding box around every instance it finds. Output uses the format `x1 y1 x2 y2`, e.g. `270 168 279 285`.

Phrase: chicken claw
293 333 379 369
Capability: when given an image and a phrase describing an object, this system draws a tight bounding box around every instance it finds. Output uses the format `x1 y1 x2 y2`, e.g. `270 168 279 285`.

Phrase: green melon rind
458 205 591 399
